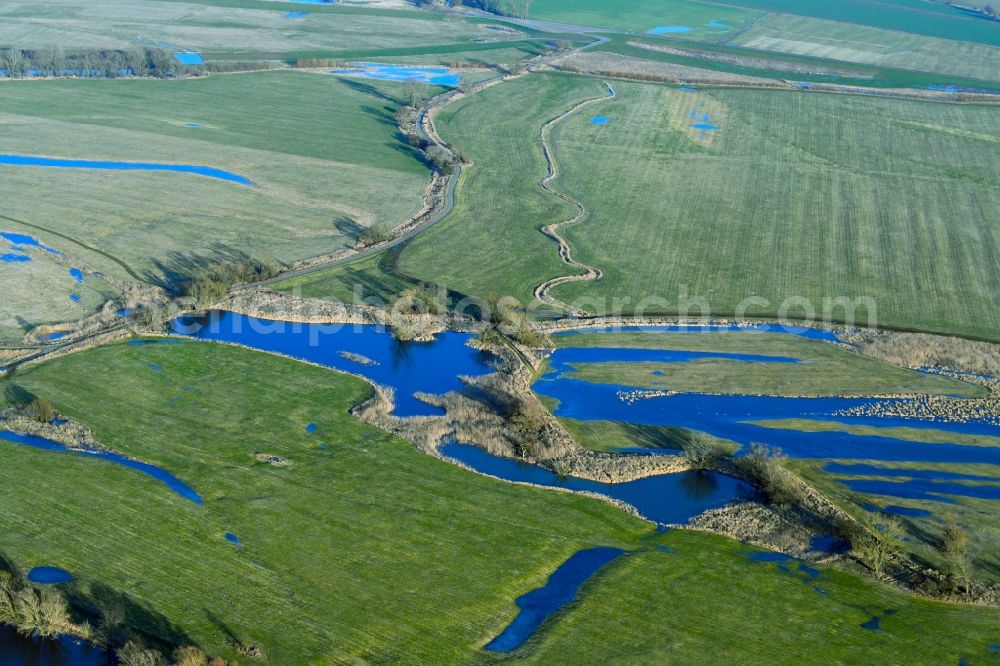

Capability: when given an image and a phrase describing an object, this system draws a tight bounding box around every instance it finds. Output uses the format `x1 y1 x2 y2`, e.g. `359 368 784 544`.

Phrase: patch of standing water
1 253 30 263
808 535 850 555
48 332 67 342
27 566 74 584
69 268 83 284
224 533 242 547
69 294 81 303
1 231 60 255
648 26 693 34
0 155 253 186
174 53 203 65
862 503 933 519
286 11 309 17
590 116 609 125
537 329 1000 466
171 311 494 417
485 546 625 652
440 442 754 525
0 430 202 504
305 423 317 433
0 624 111 666
330 62 460 86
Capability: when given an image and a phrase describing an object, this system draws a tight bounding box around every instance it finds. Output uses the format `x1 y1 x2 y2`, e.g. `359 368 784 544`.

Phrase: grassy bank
548 330 985 397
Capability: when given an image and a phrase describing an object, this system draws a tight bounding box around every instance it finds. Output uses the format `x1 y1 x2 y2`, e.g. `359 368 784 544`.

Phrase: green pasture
0 0 480 54
489 0 764 40
0 70 433 281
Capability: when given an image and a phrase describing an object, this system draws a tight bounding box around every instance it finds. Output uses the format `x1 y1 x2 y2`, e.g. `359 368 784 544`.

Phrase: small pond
485 546 625 653
440 443 755 525
27 566 74 584
330 62 460 86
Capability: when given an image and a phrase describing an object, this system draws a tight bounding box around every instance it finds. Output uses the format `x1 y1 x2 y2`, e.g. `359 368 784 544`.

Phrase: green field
0 70 433 281
0 340 650 662
715 0 1000 45
518 529 1000 664
548 330 985 397
490 0 764 40
300 73 1000 340
732 13 1000 82
3 341 999 662
0 0 482 54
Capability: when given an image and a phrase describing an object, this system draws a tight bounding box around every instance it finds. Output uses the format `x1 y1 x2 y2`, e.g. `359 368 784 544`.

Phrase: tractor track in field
533 82 616 315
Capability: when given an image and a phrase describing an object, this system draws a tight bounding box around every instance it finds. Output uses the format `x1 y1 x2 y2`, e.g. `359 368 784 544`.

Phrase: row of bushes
1 47 196 79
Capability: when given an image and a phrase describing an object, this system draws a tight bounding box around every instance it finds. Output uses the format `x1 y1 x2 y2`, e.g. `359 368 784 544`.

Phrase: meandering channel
533 83 616 315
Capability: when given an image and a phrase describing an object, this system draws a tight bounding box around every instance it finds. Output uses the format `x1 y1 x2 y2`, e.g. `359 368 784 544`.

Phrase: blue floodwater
862 503 933 519
825 463 1000 483
286 11 310 17
69 267 84 284
0 624 110 666
184 123 201 128
485 547 625 652
306 422 317 433
289 0 333 3
440 443 755 525
174 52 204 65
706 20 728 28
679 86 697 93
27 566 74 584
590 116 609 125
0 430 202 503
809 535 850 554
555 323 839 343
839 478 1000 503
1 253 30 263
0 155 253 186
117 308 133 317
171 311 494 417
861 616 882 631
649 26 693 34
69 294 81 303
224 532 242 546
331 62 460 86
535 368 1000 466
1 231 60 254
146 362 162 372
48 332 67 342
693 122 719 131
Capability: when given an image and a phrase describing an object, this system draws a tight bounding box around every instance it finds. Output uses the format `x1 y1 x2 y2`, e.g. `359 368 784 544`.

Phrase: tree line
0 47 199 79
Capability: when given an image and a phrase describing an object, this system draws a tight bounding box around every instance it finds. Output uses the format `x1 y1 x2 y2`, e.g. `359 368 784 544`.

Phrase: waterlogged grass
753 418 1000 449
489 0 763 39
556 418 703 453
732 13 1000 82
0 71 432 280
517 529 1000 663
0 247 117 343
550 331 984 397
0 341 652 662
794 459 1000 585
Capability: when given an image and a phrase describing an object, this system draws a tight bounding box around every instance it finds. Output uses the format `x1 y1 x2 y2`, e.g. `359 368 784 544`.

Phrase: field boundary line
0 213 144 282
533 82 616 315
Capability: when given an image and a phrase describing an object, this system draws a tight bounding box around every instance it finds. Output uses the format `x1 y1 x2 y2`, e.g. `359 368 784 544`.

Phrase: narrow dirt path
533 82 616 315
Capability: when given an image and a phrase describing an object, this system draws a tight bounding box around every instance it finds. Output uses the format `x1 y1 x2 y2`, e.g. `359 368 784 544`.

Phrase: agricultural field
548 80 1000 340
714 0 1000 45
0 70 434 281
486 0 765 41
2 341 998 663
731 13 1000 82
308 74 1000 341
0 0 485 56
